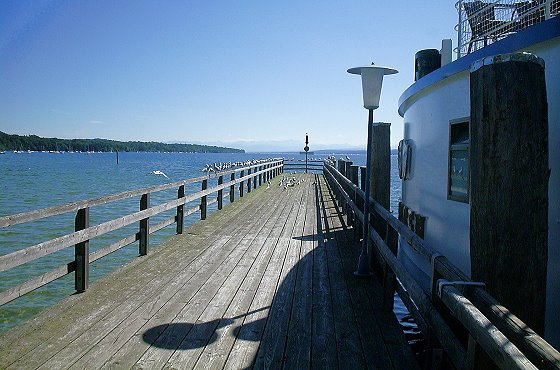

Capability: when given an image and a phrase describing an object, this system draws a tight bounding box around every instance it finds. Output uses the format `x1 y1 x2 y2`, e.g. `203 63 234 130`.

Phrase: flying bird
152 170 170 179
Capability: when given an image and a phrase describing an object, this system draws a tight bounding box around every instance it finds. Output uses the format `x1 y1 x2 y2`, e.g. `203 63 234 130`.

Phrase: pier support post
176 185 185 234
240 170 244 197
201 179 207 220
217 176 223 210
470 53 548 334
139 193 149 256
75 207 89 292
230 173 235 203
247 168 252 193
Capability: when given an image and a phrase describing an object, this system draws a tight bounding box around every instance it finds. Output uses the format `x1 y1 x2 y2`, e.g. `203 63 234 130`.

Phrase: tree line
0 131 244 153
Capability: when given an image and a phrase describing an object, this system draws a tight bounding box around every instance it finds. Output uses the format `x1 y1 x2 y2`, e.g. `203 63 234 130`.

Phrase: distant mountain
174 139 365 153
0 131 244 153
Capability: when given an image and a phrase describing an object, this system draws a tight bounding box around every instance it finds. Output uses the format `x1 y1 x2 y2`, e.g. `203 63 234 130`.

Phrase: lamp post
347 63 398 276
304 133 309 173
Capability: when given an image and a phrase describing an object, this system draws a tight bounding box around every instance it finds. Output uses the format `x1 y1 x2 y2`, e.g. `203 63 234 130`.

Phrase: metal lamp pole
347 63 398 276
355 109 374 275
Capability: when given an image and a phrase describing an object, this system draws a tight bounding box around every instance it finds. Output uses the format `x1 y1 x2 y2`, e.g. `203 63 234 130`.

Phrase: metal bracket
436 279 486 298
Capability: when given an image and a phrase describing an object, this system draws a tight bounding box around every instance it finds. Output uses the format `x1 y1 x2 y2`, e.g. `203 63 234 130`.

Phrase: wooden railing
283 159 323 173
0 159 284 306
323 161 560 370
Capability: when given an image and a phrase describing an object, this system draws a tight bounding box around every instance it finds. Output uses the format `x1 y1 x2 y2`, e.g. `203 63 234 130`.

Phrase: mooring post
349 165 359 238
240 170 244 197
74 207 89 292
217 175 223 210
176 184 185 234
201 179 207 220
367 121 391 273
139 193 149 256
230 173 235 203
247 168 252 193
470 53 548 334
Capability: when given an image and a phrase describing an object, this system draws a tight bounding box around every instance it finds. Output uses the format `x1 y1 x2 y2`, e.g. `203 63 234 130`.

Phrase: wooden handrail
323 161 560 370
0 159 283 228
0 160 283 306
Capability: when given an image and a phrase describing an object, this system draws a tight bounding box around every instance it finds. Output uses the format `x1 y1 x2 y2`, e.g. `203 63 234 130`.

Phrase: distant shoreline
0 131 244 154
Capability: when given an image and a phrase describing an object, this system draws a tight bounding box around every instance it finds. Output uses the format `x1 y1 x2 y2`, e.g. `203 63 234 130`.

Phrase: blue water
0 151 408 335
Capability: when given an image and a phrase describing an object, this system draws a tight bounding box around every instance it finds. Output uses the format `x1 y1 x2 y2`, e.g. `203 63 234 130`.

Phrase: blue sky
0 1 457 149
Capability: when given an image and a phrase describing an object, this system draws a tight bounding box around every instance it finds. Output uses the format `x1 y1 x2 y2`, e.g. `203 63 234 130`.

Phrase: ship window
448 119 469 203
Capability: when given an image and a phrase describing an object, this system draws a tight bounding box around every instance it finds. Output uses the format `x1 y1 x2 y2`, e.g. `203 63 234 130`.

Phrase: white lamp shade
347 65 398 109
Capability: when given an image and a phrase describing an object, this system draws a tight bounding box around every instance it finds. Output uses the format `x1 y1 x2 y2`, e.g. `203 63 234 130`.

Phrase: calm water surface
0 151 404 334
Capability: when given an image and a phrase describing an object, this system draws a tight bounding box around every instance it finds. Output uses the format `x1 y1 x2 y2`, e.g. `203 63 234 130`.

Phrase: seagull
152 170 170 179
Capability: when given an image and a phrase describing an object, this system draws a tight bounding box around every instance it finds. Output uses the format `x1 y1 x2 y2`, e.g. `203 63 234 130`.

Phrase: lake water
0 151 408 335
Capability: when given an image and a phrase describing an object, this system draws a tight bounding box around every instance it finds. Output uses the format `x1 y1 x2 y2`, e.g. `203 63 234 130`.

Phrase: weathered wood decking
0 174 416 369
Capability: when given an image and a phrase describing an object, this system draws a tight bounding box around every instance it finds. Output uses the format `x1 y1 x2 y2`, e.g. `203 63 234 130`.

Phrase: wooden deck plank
224 178 310 369
283 176 316 369
316 177 367 369
251 180 310 369
310 174 338 370
189 180 304 370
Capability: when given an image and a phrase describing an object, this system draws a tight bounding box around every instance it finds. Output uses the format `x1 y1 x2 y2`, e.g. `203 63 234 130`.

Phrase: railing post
344 161 354 225
139 193 149 256
74 207 89 293
259 165 262 186
176 184 185 234
349 165 359 237
230 173 235 202
217 175 223 210
201 179 207 220
382 225 398 311
247 168 252 193
253 166 257 189
240 170 244 197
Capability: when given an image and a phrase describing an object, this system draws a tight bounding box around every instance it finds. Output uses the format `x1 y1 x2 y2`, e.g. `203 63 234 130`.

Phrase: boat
396 0 559 349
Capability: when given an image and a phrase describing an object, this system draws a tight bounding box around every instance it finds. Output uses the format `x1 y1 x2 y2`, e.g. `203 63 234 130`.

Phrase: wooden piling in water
470 53 549 334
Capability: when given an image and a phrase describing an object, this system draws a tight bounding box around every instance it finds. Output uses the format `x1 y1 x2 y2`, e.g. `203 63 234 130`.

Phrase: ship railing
0 159 283 306
323 160 560 370
455 0 559 58
283 159 324 173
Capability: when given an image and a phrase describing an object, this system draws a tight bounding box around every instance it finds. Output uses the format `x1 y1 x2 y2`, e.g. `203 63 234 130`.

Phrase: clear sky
0 1 457 150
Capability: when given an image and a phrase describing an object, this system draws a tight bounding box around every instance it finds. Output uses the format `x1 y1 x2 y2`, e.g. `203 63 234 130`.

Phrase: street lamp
347 63 398 276
304 133 309 173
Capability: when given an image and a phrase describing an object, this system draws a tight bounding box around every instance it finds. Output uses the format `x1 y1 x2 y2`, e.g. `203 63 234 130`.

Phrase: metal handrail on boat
323 160 560 370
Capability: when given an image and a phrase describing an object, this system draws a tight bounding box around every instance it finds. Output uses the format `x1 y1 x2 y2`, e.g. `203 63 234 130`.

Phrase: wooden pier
2 156 560 369
0 173 416 369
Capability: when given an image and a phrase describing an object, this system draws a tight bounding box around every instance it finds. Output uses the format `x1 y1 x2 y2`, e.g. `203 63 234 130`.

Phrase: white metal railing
455 0 559 58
